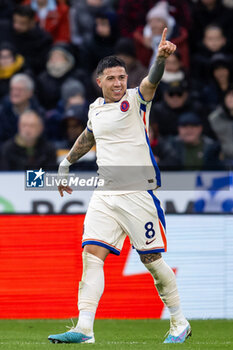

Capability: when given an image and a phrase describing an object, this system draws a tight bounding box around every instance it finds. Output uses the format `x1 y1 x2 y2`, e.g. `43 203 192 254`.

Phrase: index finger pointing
161 27 167 43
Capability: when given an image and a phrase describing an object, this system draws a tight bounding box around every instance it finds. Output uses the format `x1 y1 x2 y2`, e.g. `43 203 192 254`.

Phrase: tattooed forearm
67 128 95 164
140 253 162 264
148 56 165 85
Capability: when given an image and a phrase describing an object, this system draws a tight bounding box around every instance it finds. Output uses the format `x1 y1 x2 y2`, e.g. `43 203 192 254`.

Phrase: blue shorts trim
82 240 120 256
136 248 165 255
147 190 166 230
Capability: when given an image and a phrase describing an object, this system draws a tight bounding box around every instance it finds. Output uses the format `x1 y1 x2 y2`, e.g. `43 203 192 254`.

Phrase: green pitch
0 319 232 350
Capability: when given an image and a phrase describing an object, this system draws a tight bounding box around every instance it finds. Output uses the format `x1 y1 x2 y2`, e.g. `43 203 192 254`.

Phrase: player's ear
96 77 102 88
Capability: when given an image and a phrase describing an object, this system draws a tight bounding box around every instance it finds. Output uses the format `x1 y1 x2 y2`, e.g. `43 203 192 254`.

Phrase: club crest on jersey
120 100 129 112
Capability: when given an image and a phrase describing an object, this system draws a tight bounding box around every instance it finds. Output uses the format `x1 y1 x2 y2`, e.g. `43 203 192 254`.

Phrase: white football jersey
87 88 161 192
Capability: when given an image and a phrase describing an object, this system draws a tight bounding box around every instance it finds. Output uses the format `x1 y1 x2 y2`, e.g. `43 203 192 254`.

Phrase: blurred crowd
0 0 233 171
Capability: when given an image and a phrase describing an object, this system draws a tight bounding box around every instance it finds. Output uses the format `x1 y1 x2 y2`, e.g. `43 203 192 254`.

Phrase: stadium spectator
192 24 229 82
0 42 31 100
30 0 71 43
148 123 178 170
1 109 56 170
57 104 88 149
0 73 44 144
69 0 112 47
36 43 87 109
117 0 154 38
46 78 88 141
10 5 53 74
80 10 118 73
201 53 233 111
55 104 96 170
115 37 148 88
169 112 223 170
134 1 189 68
156 51 186 101
190 0 233 52
150 80 205 137
117 0 192 38
208 85 233 166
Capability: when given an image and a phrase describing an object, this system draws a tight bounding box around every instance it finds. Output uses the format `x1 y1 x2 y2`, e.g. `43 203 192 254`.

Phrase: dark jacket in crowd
209 105 233 162
169 135 223 170
0 96 44 144
150 98 205 137
1 136 57 170
0 21 52 74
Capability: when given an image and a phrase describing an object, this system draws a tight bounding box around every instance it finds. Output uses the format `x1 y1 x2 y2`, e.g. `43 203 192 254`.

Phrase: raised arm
140 28 176 102
58 128 95 197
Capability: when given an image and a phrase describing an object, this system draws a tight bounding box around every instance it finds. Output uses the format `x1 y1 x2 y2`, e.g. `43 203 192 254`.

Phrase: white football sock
76 252 105 334
144 257 186 322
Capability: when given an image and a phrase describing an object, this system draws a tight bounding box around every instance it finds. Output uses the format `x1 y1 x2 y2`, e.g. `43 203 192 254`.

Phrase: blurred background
0 0 233 321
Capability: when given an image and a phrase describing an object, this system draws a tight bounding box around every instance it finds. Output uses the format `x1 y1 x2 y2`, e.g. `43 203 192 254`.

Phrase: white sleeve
87 109 93 132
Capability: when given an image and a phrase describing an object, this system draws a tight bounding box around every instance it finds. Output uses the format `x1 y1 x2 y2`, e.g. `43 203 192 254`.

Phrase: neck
16 134 36 148
13 101 30 115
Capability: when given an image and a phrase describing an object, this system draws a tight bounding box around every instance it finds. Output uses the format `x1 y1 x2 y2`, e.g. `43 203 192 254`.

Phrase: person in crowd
0 73 43 144
192 24 230 82
115 37 148 89
117 0 154 38
169 112 223 170
134 1 189 68
0 42 31 100
148 122 178 170
69 0 112 47
55 104 96 170
190 0 233 52
208 85 233 167
11 5 52 73
46 78 88 141
117 0 192 38
202 53 233 111
37 43 88 109
150 79 205 137
30 0 70 43
80 10 118 73
156 51 187 101
1 109 56 170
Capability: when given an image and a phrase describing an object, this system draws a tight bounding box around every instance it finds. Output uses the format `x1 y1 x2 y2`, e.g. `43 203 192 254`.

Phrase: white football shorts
82 190 167 255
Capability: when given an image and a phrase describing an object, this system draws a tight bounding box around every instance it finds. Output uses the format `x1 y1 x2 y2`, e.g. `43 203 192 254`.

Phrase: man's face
164 90 188 109
96 66 128 103
10 81 32 106
13 14 34 34
178 125 203 145
165 54 181 73
18 112 43 143
203 28 226 52
149 17 166 36
0 49 14 67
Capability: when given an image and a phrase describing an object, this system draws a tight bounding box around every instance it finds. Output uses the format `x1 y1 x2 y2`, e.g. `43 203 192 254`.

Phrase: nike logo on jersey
146 238 156 245
95 112 100 116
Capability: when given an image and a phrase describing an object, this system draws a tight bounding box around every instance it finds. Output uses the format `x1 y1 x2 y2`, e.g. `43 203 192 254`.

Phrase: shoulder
208 106 225 122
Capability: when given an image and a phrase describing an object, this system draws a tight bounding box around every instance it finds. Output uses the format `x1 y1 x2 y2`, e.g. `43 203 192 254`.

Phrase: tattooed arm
67 128 95 164
58 128 95 197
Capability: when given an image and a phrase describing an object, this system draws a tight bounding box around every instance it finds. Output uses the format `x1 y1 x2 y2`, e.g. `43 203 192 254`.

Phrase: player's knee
84 244 110 261
139 252 162 264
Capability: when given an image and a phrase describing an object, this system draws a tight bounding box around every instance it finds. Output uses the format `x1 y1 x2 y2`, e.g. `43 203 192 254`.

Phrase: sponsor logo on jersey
120 100 129 112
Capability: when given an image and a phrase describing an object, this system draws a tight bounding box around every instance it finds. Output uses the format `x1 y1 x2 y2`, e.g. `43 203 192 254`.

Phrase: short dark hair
13 5 35 20
96 55 127 76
